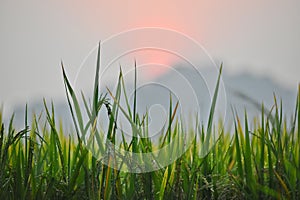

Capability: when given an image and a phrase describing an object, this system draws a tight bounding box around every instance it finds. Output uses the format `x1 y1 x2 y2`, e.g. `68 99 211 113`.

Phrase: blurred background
1 0 299 129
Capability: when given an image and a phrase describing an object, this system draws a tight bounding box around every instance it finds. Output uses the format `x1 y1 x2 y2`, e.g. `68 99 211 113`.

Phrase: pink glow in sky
63 0 300 83
0 0 299 112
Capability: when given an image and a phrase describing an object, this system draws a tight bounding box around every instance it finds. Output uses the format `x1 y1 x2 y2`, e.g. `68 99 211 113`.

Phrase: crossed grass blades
0 44 299 199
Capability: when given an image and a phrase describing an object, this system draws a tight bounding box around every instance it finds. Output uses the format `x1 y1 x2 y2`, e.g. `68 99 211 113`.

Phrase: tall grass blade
159 167 169 200
203 63 223 156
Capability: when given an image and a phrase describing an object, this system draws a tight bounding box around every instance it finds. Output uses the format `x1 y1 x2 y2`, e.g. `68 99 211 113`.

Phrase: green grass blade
61 62 85 140
204 63 223 155
159 167 169 200
234 117 244 178
244 111 254 193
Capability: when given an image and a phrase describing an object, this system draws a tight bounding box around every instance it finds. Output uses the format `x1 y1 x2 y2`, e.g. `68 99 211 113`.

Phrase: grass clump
0 45 299 199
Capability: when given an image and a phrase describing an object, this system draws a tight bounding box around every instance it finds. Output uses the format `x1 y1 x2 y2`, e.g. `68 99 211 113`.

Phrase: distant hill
4 65 297 133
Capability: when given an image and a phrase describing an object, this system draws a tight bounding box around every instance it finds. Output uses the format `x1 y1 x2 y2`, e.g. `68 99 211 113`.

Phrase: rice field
0 47 299 199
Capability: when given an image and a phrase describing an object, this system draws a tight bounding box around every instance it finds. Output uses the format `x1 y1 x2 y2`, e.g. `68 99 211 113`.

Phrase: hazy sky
1 0 299 114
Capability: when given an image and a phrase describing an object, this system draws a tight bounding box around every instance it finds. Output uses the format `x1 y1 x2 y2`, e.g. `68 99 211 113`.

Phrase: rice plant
0 45 299 199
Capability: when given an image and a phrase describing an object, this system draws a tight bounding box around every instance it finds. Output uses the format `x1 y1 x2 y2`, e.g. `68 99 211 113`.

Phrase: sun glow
133 48 180 80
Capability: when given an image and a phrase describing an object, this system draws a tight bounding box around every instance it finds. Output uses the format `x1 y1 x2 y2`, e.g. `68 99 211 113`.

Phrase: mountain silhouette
5 65 297 132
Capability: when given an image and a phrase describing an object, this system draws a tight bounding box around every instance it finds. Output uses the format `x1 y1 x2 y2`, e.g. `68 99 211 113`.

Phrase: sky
1 0 300 117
